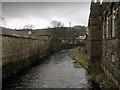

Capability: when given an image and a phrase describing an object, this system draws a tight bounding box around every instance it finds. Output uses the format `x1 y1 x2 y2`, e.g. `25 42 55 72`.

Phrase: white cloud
3 2 90 29
6 17 51 29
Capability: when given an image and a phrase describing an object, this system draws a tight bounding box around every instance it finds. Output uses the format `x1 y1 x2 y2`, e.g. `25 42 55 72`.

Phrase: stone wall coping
1 28 49 40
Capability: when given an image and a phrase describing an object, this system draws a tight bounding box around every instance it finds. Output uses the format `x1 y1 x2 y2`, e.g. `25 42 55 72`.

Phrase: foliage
23 24 35 30
0 16 6 27
70 46 89 69
50 20 64 28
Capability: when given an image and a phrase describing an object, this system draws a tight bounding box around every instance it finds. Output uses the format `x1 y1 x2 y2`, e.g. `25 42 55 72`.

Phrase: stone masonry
88 0 120 88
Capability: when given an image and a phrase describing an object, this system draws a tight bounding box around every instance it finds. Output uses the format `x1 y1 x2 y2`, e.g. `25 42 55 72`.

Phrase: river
3 49 91 89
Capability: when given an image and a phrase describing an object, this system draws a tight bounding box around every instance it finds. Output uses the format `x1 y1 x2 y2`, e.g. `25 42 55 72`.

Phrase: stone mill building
88 0 120 88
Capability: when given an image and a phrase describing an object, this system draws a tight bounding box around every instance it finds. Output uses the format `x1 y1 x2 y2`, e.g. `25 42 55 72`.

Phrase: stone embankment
2 28 62 79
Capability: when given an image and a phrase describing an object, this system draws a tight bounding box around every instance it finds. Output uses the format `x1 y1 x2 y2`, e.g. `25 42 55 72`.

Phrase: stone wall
88 1 120 88
50 37 62 53
101 2 120 87
2 28 61 79
88 1 102 60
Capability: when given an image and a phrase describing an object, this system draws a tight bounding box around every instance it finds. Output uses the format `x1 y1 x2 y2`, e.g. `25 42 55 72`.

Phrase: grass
70 47 117 88
70 46 90 69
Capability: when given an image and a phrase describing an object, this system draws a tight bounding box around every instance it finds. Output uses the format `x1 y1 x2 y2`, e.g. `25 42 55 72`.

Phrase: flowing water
3 49 91 89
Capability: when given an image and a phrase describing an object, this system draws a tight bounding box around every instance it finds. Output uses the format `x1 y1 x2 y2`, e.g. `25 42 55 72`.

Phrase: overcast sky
2 2 91 29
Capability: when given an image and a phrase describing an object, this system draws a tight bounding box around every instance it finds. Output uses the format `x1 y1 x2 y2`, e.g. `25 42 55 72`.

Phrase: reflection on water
3 49 91 89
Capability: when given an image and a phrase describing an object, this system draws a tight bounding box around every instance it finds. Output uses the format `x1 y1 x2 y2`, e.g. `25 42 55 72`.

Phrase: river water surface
3 49 91 89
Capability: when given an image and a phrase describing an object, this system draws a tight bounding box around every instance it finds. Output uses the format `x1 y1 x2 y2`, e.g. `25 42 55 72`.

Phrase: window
106 17 109 38
103 22 106 39
111 53 115 64
105 51 107 57
112 9 115 37
112 8 118 37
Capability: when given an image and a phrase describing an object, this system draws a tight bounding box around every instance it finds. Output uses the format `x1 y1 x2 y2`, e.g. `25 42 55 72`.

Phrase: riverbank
70 46 118 89
70 46 89 69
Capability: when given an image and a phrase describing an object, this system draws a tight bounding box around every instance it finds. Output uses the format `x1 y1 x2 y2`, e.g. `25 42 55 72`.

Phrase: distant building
73 25 87 31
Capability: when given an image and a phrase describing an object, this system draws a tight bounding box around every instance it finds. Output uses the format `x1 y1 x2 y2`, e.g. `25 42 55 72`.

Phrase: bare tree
50 20 64 28
23 24 35 30
0 16 6 27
